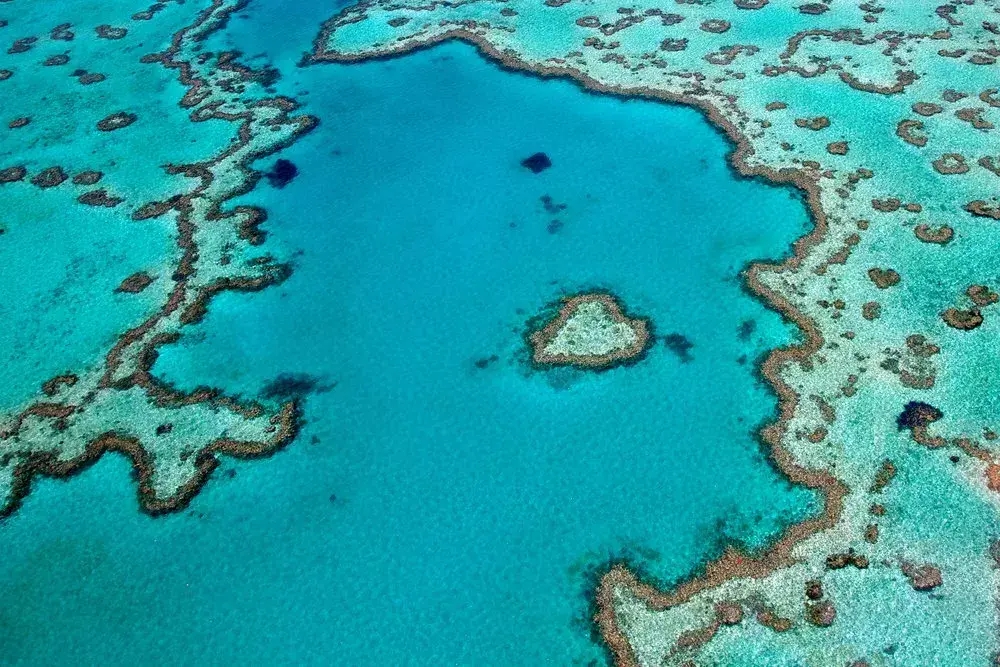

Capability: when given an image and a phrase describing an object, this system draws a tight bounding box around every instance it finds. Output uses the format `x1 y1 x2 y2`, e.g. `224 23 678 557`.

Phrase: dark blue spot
896 401 943 430
521 152 552 173
265 158 298 188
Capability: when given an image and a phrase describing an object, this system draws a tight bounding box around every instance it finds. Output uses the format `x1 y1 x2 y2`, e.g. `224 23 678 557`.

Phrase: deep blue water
0 35 816 667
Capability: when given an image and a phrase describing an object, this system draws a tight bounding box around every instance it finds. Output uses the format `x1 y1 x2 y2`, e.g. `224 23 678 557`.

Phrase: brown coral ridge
826 141 848 155
869 458 896 493
942 307 983 331
965 200 1000 220
0 0 318 518
308 20 850 667
914 224 953 245
932 153 970 175
967 285 999 307
526 292 652 370
901 562 942 591
895 119 927 147
41 374 78 397
839 69 916 96
3 403 300 520
868 267 900 289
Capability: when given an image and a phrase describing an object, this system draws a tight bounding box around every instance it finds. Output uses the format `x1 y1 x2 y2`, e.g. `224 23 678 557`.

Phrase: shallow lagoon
0 39 816 665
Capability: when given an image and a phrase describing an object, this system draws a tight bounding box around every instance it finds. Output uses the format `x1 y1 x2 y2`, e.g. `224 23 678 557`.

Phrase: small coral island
528 292 651 370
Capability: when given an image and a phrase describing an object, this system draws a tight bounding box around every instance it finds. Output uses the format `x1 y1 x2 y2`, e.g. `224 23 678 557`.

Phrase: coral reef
306 0 1000 663
528 292 651 369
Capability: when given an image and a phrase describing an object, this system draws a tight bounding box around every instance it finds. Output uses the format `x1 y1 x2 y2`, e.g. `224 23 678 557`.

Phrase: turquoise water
0 0 236 411
0 186 174 411
0 37 816 664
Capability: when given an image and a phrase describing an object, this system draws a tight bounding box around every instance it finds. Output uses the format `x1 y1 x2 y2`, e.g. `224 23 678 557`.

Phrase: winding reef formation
308 1 1000 664
0 0 315 515
6 0 1000 662
529 293 651 369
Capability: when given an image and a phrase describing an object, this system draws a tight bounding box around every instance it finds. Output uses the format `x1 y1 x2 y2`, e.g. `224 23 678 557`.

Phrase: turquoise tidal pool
0 40 817 665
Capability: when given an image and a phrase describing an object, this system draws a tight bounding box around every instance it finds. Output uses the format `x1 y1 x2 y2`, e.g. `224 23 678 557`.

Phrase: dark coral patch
659 38 688 51
41 373 78 397
913 224 953 245
861 301 881 320
30 166 68 188
806 600 836 627
965 200 1000 220
699 19 731 33
264 158 298 188
132 199 176 220
43 54 70 66
95 25 128 39
115 271 155 294
72 170 103 186
133 4 169 21
521 152 552 173
896 401 943 431
0 165 26 183
78 72 107 85
798 2 829 14
941 307 983 330
7 37 37 55
967 285 999 307
96 111 138 131
901 562 943 591
826 141 848 155
795 116 830 131
913 102 943 116
78 189 124 207
868 267 900 289
540 194 566 214
932 153 970 175
260 373 334 400
826 549 869 570
663 333 694 362
474 354 499 369
869 459 896 493
50 23 74 41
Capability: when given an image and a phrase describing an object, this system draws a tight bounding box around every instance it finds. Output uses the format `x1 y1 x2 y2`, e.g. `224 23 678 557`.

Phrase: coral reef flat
2 0 1000 664
529 292 652 369
0 0 313 516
